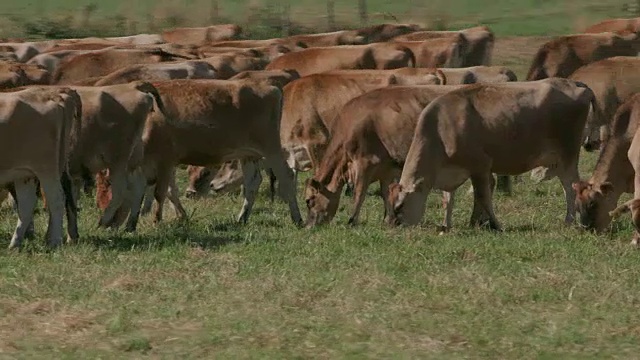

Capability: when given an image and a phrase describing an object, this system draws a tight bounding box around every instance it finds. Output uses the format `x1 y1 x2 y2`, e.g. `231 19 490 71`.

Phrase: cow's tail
435 69 447 85
574 80 603 152
525 47 548 81
133 81 167 115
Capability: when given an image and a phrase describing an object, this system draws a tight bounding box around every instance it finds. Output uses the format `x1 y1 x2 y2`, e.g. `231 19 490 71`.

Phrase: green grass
1 146 640 358
1 0 640 358
0 0 635 38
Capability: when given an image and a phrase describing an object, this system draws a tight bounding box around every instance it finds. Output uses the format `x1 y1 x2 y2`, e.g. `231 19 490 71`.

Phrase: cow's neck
590 138 635 197
314 144 348 194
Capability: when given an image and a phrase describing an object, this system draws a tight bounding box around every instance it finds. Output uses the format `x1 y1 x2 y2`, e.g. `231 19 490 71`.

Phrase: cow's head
210 160 244 194
572 180 616 232
185 165 213 198
386 180 427 226
304 178 341 228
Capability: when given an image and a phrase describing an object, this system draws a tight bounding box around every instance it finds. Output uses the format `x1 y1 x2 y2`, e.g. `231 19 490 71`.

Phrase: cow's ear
572 181 588 193
599 182 614 196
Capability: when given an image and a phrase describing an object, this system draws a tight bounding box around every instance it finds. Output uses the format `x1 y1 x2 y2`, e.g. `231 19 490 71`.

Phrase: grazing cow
161 25 242 46
0 86 82 249
94 61 218 86
392 26 495 66
200 54 268 79
123 79 302 229
573 93 640 235
583 17 640 35
280 69 443 176
386 78 594 230
303 84 467 229
398 65 519 194
569 56 640 151
52 48 191 85
264 43 416 77
393 36 468 68
526 32 640 81
355 23 422 43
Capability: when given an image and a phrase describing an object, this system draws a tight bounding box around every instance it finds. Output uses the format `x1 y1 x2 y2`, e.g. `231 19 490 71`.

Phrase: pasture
2 1 640 359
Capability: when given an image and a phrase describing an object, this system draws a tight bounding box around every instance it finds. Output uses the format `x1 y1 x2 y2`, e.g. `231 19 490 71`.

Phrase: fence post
327 0 336 31
358 0 368 26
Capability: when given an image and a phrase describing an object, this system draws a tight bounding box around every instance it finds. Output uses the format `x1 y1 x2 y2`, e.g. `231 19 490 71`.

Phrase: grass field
2 0 640 358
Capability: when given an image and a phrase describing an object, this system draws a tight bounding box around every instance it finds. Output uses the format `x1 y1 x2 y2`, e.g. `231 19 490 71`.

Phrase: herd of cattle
4 17 640 250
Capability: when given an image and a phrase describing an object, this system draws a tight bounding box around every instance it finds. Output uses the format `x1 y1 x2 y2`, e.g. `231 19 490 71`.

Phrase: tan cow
0 86 82 249
205 38 307 49
392 37 467 68
265 43 416 77
392 26 495 66
0 41 56 62
105 34 165 45
303 84 467 229
284 31 366 47
200 54 268 79
398 65 519 194
94 61 218 86
386 78 594 230
125 79 302 229
161 25 242 46
572 93 640 234
281 69 443 176
52 48 192 85
584 17 640 35
229 69 301 88
27 50 95 74
526 32 640 81
569 56 640 151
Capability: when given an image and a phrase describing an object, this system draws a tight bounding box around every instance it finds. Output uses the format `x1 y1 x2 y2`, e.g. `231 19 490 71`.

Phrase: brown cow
355 23 422 43
400 65 519 194
0 86 82 249
392 26 495 66
569 56 640 151
393 36 467 68
280 69 443 176
182 69 301 199
265 43 416 77
161 25 242 46
303 84 467 229
205 38 306 49
526 32 640 81
200 54 268 79
572 93 640 234
284 31 366 47
584 17 640 35
386 78 594 230
94 61 218 86
125 79 302 229
52 48 192 85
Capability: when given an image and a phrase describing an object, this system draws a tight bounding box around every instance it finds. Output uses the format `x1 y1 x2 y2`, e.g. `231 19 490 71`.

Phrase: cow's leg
124 169 147 232
469 172 501 231
140 185 155 216
61 170 79 244
558 161 580 225
98 167 128 229
440 190 455 233
38 175 66 248
153 166 174 224
167 169 187 220
8 179 38 250
496 175 512 195
267 167 277 203
265 156 303 226
347 161 374 226
235 160 262 224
